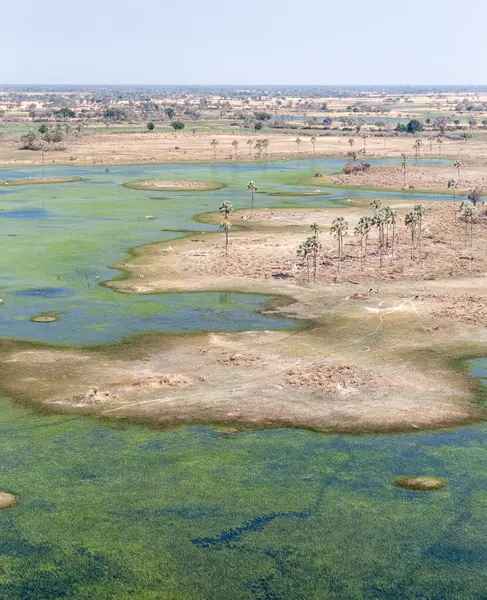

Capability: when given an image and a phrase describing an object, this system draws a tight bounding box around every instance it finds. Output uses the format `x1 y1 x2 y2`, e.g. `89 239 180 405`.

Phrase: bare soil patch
0 492 19 509
285 362 375 392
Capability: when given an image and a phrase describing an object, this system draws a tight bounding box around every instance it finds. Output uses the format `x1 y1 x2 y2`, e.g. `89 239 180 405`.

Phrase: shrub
343 161 371 174
20 131 43 150
407 119 423 134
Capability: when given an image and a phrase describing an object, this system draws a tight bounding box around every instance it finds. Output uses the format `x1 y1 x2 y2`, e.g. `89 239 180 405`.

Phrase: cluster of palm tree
354 200 399 267
404 204 426 259
331 217 348 272
297 223 321 281
296 199 429 281
254 139 269 158
212 138 269 160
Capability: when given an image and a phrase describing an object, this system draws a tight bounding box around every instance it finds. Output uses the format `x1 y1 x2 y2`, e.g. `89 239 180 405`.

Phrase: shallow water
1 157 486 599
0 157 451 345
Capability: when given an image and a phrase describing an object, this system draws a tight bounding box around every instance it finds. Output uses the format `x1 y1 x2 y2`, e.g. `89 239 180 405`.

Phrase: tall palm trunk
417 216 422 257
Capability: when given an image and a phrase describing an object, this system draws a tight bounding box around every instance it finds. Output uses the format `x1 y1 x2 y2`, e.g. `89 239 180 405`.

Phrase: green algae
0 398 485 599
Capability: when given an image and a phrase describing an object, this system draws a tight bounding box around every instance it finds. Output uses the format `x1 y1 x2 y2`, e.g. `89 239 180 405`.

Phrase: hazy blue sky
3 0 486 85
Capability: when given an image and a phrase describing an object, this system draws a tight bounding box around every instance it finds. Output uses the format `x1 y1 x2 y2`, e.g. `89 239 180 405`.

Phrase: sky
3 0 487 85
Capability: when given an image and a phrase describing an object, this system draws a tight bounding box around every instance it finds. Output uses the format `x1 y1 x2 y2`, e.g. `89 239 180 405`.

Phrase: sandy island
123 179 224 192
0 176 86 186
301 163 487 195
1 198 487 433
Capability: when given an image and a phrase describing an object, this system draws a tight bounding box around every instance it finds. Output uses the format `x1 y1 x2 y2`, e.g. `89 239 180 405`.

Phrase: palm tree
210 138 219 160
297 239 312 282
362 134 369 155
254 140 264 158
427 135 435 155
348 138 355 153
219 200 233 255
401 153 408 189
404 211 418 259
448 179 458 218
354 216 373 268
232 139 239 159
247 181 257 212
462 204 475 246
262 138 269 158
413 204 426 257
372 207 387 267
310 135 317 153
247 139 254 157
413 139 422 164
437 136 443 156
454 160 462 182
309 222 321 280
330 217 348 272
295 137 302 154
388 208 398 258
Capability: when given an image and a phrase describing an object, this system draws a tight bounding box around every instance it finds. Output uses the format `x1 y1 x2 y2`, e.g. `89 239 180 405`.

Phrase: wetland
1 157 487 598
